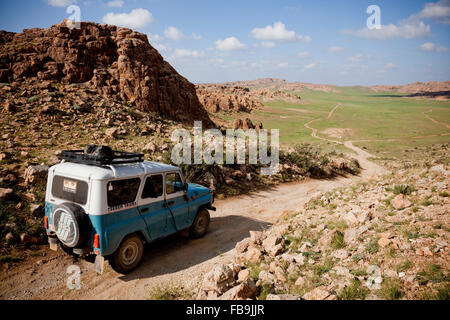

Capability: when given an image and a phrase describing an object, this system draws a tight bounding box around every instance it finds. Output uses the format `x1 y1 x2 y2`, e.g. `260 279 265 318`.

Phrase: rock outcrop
196 84 263 113
370 81 450 100
0 21 212 125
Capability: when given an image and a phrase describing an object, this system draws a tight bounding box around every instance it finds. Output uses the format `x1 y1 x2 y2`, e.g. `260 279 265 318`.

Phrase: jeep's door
165 172 190 231
138 174 172 240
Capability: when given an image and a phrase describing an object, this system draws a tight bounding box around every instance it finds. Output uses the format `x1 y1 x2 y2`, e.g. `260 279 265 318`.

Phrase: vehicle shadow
118 215 271 282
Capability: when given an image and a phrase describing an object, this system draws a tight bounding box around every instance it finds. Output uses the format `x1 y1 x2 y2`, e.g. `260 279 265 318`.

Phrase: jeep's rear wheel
190 209 210 239
110 234 144 274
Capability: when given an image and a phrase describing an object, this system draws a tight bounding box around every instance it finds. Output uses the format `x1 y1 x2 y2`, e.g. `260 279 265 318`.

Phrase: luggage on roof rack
59 145 144 166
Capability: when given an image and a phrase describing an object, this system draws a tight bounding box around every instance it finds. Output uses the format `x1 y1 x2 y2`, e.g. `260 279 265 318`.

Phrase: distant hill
370 81 450 100
217 78 340 93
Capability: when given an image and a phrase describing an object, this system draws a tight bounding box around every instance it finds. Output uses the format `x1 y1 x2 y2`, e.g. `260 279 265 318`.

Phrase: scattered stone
303 287 332 300
201 264 236 295
237 269 250 283
220 279 257 300
105 127 119 138
391 194 412 210
262 235 284 256
24 165 49 187
249 231 264 245
266 294 301 300
244 247 262 264
235 238 252 254
0 187 13 201
143 142 157 153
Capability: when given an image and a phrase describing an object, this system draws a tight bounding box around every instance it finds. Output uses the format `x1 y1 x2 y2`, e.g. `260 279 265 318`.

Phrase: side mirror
183 183 188 193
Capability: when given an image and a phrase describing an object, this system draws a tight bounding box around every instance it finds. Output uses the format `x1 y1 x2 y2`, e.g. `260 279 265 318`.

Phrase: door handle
168 201 175 206
141 208 149 213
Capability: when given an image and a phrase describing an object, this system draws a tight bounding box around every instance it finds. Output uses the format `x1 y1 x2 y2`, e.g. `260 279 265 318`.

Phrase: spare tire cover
53 203 88 248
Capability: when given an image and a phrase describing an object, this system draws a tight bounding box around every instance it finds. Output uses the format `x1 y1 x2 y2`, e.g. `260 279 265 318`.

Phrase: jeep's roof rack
59 149 144 166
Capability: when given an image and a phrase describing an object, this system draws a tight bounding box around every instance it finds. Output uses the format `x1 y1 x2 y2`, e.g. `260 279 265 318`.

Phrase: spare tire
53 203 91 248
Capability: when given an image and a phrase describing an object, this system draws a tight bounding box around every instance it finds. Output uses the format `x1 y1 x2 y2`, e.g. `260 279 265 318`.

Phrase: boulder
262 235 284 256
24 165 49 187
391 194 412 210
0 187 13 201
244 247 262 264
220 279 257 300
201 264 236 295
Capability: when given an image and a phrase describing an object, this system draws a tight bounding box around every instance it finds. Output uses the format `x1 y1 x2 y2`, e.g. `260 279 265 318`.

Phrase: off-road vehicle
44 146 215 274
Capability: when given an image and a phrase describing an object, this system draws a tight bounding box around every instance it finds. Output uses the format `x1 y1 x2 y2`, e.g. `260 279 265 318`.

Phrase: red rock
0 21 213 126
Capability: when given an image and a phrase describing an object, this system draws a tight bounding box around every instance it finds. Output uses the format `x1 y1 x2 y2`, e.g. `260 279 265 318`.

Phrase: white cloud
192 33 203 40
47 0 76 6
420 42 449 52
148 33 162 43
416 0 450 24
385 63 397 70
328 46 344 53
345 20 430 40
147 33 169 52
107 0 123 7
102 9 154 29
174 49 204 58
164 26 184 41
261 41 276 48
376 63 398 74
347 53 364 62
278 62 289 68
250 21 311 42
298 51 309 58
215 37 246 51
303 35 312 43
305 63 317 69
153 43 168 52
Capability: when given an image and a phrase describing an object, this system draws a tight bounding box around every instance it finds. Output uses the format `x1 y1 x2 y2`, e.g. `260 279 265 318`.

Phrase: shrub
330 231 346 249
338 280 368 300
393 184 414 195
365 239 379 254
378 278 404 300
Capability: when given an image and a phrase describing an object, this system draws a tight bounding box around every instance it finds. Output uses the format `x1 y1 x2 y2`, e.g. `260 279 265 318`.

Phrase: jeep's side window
107 178 141 209
142 175 164 199
166 173 183 195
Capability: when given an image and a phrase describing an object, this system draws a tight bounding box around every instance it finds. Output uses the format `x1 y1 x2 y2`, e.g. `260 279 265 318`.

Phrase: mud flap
94 255 105 274
48 237 58 251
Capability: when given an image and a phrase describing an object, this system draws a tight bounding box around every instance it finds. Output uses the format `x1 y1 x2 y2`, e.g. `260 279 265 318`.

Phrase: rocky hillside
196 85 263 113
370 81 450 100
0 21 212 125
196 144 449 300
196 84 302 114
223 78 339 93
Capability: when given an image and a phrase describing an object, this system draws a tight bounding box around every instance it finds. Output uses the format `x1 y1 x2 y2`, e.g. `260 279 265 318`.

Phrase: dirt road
0 104 386 300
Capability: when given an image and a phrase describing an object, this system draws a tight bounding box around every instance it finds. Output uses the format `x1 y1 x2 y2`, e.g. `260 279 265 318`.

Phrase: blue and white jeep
44 146 215 274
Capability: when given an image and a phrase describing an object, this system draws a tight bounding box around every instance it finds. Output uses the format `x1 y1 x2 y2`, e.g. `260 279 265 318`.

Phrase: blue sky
0 0 449 86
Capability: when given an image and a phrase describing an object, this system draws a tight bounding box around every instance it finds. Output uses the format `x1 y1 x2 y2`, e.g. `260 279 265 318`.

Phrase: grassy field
216 86 450 159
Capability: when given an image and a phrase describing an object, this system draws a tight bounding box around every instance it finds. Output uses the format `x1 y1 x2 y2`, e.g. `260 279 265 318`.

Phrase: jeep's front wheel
190 209 210 239
110 234 144 274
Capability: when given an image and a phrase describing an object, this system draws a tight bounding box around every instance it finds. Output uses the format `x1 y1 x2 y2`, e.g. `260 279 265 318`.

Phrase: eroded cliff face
0 21 213 125
195 84 263 113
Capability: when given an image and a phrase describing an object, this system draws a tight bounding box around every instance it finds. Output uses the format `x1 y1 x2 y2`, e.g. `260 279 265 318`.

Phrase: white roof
50 161 180 181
